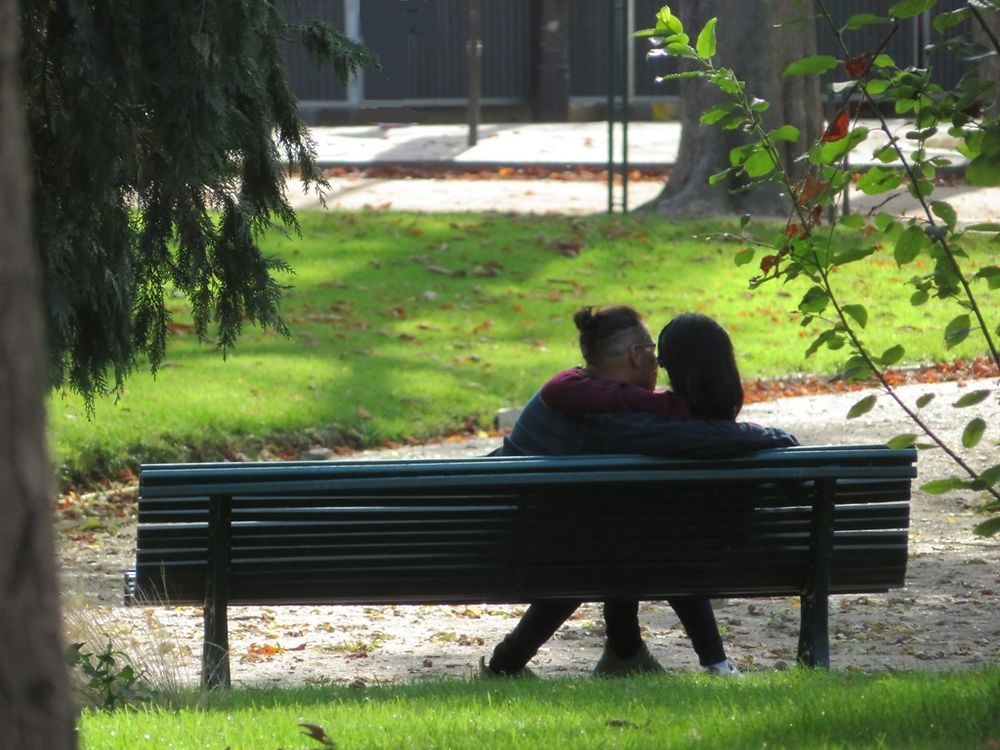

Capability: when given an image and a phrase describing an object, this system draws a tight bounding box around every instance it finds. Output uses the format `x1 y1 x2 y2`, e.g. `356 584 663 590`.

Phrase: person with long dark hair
481 306 797 678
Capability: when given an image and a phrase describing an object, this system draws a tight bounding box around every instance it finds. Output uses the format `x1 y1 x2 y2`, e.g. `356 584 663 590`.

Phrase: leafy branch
640 2 1000 534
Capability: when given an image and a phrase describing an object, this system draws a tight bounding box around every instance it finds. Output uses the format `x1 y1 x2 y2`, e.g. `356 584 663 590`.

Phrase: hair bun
573 306 598 331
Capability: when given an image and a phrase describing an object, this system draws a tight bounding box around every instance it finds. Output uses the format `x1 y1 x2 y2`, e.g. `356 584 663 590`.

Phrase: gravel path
58 377 1000 689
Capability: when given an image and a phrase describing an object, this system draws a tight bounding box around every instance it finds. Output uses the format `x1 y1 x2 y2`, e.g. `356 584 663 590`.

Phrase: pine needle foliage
19 0 377 406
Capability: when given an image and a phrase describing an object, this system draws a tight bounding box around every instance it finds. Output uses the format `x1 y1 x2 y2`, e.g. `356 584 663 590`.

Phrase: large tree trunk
0 1 76 747
643 0 824 217
971 7 1000 119
531 0 571 121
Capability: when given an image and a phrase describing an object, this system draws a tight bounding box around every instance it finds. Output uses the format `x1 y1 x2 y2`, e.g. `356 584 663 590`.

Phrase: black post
467 0 482 146
607 0 629 213
202 494 233 688
798 479 835 668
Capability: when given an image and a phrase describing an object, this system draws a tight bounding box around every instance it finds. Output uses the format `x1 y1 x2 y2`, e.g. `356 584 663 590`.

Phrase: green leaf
729 143 756 167
804 329 843 358
974 266 1000 289
696 17 717 60
815 126 870 163
656 7 684 34
743 148 776 178
700 102 736 125
967 223 1000 232
880 344 905 366
894 225 927 265
734 247 755 267
842 303 868 329
921 477 968 494
933 8 971 32
966 153 1000 186
910 289 930 305
841 355 874 382
783 55 839 77
916 393 936 409
799 286 829 315
889 0 936 19
708 168 731 185
769 125 800 143
972 464 1000 491
886 433 917 449
856 166 903 195
832 245 877 266
844 13 892 31
963 417 987 448
930 201 957 230
973 516 1000 537
633 27 659 39
847 394 877 419
953 389 992 408
839 213 866 230
944 314 972 348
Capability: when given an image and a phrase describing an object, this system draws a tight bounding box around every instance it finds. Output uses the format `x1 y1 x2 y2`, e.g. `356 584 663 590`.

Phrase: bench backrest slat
130 447 914 608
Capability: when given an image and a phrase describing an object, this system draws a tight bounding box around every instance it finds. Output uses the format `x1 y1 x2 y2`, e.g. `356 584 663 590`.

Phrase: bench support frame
797 479 835 667
203 494 232 689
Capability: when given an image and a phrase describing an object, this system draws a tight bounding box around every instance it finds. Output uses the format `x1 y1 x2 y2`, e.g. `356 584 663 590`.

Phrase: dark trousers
489 597 725 674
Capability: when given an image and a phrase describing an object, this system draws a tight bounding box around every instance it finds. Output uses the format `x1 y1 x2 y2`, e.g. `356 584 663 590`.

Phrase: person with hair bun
480 305 797 679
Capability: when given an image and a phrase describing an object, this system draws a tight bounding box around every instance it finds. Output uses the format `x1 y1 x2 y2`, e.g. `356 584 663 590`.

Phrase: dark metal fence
281 1 980 112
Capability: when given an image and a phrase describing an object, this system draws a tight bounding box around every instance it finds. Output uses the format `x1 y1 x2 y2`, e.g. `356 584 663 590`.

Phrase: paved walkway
288 121 1000 221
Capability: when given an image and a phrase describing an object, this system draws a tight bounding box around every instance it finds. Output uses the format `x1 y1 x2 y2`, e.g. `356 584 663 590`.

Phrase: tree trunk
531 0 570 121
642 0 824 217
0 1 76 747
971 7 1000 119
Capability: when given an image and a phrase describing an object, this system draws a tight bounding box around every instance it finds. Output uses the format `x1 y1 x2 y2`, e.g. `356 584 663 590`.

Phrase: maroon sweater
540 367 692 421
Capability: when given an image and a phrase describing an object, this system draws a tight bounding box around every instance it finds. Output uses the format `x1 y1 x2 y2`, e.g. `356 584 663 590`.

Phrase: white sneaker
706 659 741 677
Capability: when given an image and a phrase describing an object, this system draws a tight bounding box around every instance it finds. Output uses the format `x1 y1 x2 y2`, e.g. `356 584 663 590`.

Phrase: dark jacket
497 392 798 458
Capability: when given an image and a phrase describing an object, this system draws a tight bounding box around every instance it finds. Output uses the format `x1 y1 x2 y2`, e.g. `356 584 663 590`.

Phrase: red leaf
821 110 850 142
760 255 778 273
844 54 868 79
796 174 827 206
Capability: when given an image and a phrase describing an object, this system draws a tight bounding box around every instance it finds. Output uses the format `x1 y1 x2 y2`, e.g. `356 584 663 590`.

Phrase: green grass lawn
77 669 1000 750
48 212 997 489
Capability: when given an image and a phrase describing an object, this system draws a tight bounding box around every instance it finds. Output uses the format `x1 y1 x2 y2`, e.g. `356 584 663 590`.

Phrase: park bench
125 445 916 688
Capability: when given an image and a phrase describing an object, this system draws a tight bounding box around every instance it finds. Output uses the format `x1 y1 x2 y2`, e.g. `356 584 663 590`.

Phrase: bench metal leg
798 479 834 668
202 494 232 689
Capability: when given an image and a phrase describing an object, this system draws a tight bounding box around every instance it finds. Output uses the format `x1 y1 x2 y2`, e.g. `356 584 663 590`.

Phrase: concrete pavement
287 120 1000 221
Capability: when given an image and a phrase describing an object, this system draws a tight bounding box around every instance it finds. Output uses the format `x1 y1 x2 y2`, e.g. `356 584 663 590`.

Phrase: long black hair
657 313 744 420
573 305 645 366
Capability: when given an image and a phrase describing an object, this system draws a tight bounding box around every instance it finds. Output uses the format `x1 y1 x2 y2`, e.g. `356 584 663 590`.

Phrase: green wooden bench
126 445 916 687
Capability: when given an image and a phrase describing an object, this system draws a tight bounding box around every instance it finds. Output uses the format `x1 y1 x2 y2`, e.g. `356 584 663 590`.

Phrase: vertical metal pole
202 494 232 689
798 479 835 668
607 0 615 214
467 0 482 147
606 0 629 214
621 0 631 213
344 0 364 109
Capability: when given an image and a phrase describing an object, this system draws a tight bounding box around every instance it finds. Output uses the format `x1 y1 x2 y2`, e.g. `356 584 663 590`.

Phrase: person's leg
488 600 580 674
603 599 643 657
666 596 726 666
593 599 663 675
